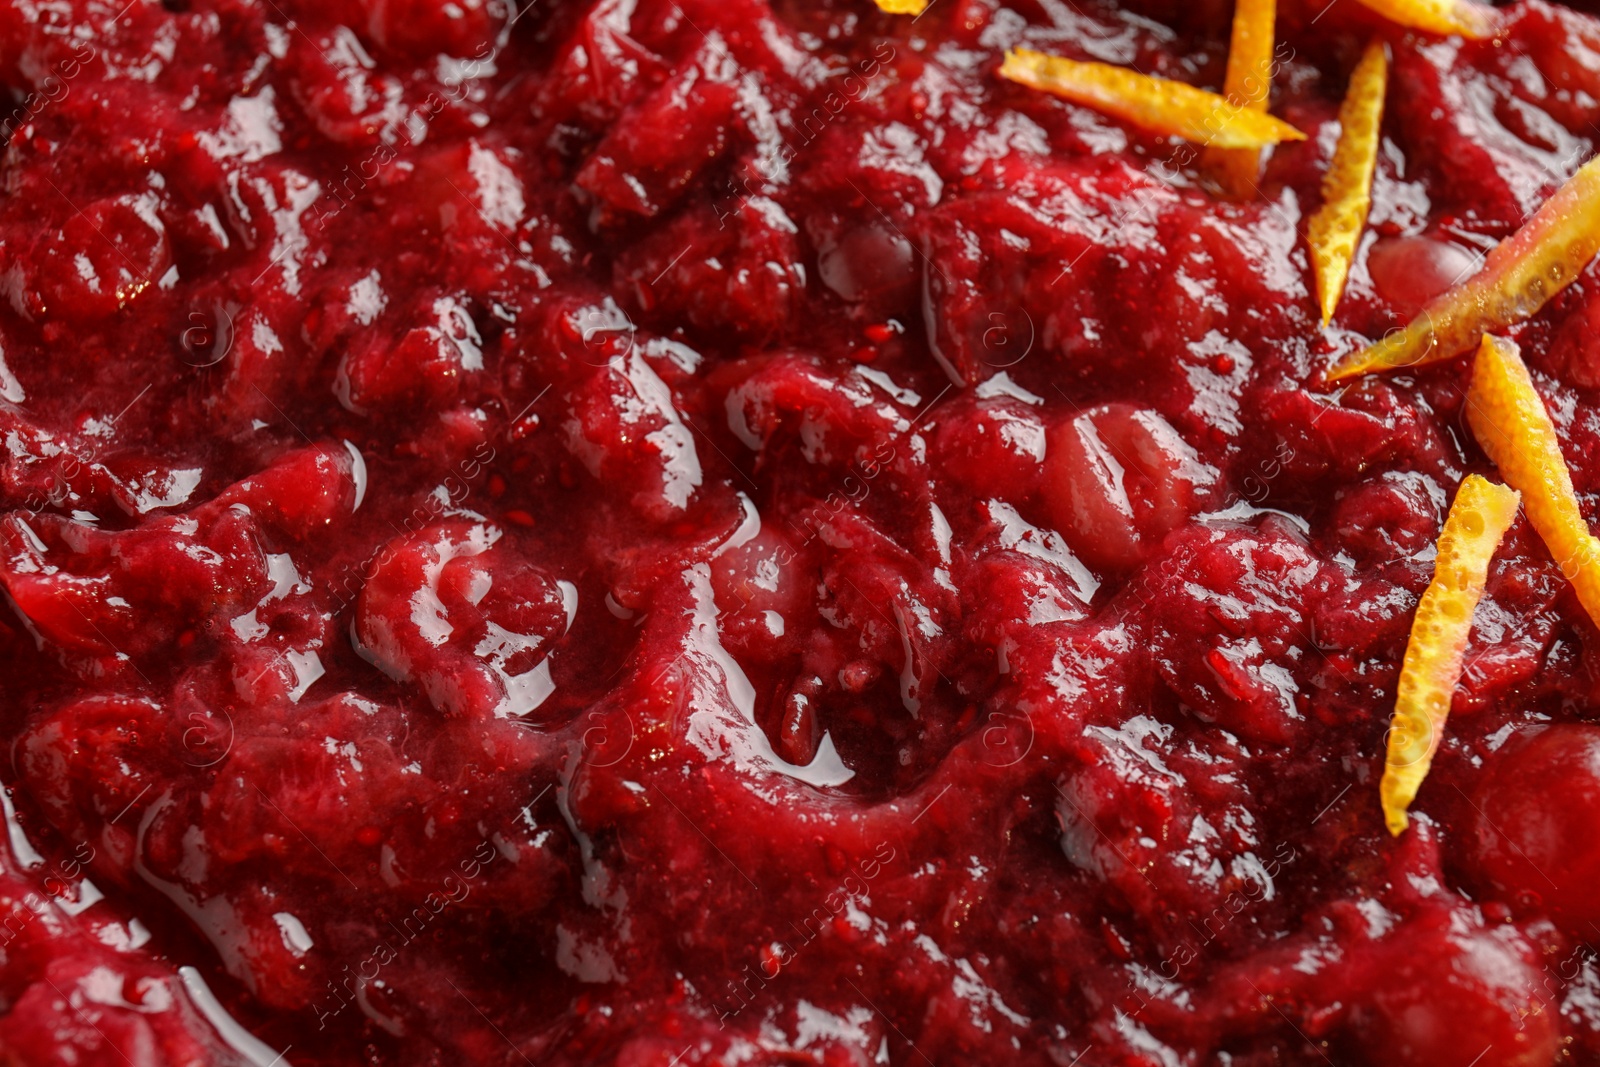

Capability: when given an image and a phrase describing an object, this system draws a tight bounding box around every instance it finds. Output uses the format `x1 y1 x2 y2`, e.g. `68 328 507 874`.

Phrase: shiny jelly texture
0 0 1599 1065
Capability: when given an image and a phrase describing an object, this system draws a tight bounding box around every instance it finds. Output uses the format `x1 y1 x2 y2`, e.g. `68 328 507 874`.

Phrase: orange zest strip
998 48 1308 149
1381 473 1520 836
1202 0 1279 196
1307 40 1389 326
873 0 929 11
1329 151 1600 380
1466 334 1600 626
1352 0 1496 38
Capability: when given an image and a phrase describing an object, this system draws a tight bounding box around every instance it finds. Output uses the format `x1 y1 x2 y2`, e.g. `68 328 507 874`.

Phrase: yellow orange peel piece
1352 0 1497 38
1381 473 1520 836
1466 334 1600 626
1329 151 1600 380
1201 0 1279 195
1307 40 1389 325
999 48 1308 148
873 0 929 12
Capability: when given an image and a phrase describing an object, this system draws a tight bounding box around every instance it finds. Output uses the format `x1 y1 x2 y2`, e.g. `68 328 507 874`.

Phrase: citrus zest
1328 151 1600 380
1201 0 1280 195
1352 0 1497 38
1466 334 1600 626
998 48 1308 148
1307 40 1388 325
873 0 929 12
1381 473 1520 836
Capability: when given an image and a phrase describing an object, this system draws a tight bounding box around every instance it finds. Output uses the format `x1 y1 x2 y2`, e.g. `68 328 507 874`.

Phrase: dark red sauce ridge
0 0 1598 1064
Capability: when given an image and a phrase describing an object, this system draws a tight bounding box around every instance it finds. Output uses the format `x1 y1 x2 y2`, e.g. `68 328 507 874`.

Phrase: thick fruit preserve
1 0 1599 1063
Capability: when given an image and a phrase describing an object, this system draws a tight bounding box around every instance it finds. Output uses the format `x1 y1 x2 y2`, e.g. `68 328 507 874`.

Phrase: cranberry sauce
0 0 1598 1064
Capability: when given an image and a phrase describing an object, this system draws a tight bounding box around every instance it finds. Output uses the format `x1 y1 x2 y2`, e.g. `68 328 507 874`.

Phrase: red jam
1 0 1599 1064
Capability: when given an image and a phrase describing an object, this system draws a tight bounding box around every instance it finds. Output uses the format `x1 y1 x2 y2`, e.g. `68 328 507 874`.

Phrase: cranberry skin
710 525 810 661
1467 724 1600 931
1330 471 1447 568
1041 404 1208 572
37 196 170 320
814 219 916 304
575 49 739 218
1365 235 1481 320
564 353 705 520
933 396 1048 504
1348 924 1557 1067
336 296 485 415
1148 520 1331 745
365 0 508 58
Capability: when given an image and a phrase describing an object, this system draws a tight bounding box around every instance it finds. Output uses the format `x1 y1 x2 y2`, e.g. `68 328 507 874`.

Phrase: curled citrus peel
1307 40 1388 325
1381 473 1520 836
1201 0 1279 195
1329 152 1600 380
1352 0 1497 37
1466 334 1600 626
999 48 1307 148
873 0 929 12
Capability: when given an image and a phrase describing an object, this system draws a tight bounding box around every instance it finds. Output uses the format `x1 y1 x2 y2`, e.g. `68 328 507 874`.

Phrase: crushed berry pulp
1 0 1600 1065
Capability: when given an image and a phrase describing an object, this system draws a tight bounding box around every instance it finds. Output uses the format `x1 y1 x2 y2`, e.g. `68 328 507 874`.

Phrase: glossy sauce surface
1 0 1599 1064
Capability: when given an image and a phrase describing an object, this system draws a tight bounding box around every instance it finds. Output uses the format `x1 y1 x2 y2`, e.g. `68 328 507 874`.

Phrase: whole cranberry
365 0 509 58
1365 235 1481 321
1348 922 1558 1067
1041 404 1210 572
1467 723 1600 933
